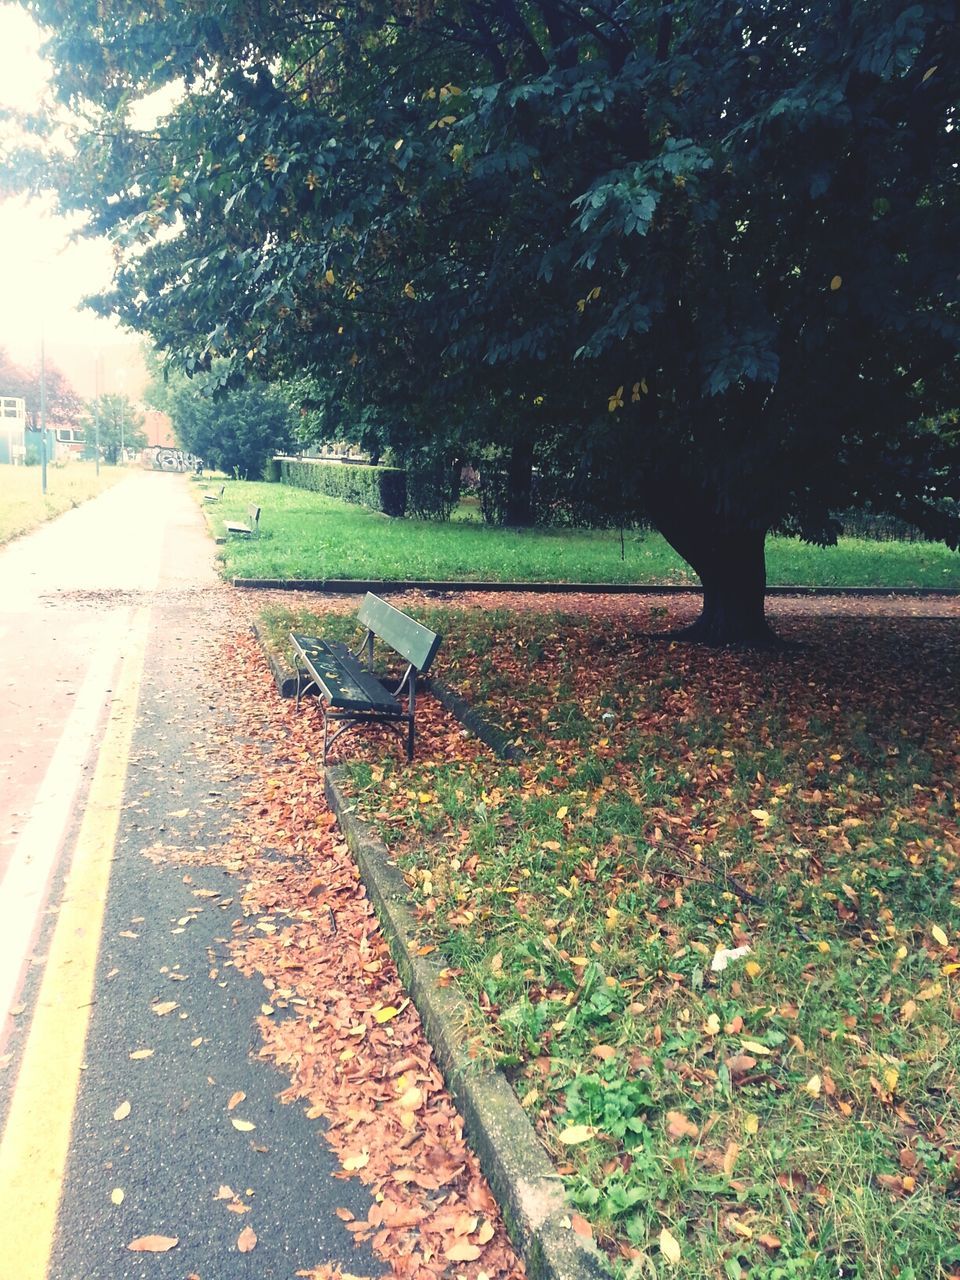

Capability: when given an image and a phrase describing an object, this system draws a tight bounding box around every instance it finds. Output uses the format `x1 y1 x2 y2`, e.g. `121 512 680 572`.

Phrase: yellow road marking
0 606 150 1279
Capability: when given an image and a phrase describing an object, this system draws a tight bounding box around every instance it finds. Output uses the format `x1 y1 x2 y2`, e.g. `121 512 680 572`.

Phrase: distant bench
202 483 225 502
290 593 442 763
225 504 261 537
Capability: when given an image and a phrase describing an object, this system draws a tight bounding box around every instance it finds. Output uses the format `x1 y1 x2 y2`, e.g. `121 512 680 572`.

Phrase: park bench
224 504 261 537
203 483 225 503
290 593 442 763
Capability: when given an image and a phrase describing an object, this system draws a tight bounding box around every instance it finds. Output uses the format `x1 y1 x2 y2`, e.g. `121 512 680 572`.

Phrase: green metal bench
202 483 225 502
225 503 261 536
290 593 442 763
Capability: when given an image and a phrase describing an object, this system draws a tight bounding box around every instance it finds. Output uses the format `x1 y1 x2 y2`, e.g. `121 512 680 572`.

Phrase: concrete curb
426 677 525 761
250 622 299 698
234 577 960 597
324 768 613 1280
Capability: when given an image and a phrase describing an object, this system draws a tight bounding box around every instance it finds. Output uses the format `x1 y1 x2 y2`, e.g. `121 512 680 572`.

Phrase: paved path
0 472 381 1279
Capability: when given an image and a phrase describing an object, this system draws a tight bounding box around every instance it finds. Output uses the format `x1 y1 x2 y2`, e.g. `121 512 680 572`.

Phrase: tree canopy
14 0 960 640
0 345 82 432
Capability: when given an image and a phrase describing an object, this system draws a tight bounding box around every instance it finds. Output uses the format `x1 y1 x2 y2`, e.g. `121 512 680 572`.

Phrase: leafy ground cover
259 594 960 1280
0 461 127 544
210 481 960 589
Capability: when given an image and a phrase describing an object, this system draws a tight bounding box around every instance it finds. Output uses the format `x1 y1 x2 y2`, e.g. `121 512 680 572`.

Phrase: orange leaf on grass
666 1110 699 1140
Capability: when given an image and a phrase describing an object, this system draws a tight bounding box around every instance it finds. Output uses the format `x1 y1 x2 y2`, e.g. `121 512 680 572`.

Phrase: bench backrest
248 504 261 524
358 593 441 675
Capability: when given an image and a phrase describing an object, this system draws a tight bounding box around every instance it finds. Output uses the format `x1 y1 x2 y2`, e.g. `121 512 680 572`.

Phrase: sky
0 3 146 400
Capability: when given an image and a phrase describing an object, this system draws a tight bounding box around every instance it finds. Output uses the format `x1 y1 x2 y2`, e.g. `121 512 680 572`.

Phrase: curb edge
324 768 613 1280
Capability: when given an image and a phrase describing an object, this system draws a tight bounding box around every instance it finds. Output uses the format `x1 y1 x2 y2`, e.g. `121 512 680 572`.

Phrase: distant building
143 408 176 449
0 396 26 464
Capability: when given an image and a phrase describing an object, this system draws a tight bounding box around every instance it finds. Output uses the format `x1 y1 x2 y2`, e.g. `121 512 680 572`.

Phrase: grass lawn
0 461 128 545
261 599 960 1278
210 480 960 588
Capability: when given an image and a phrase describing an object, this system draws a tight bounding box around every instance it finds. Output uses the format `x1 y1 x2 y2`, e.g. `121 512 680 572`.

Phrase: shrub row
279 458 406 517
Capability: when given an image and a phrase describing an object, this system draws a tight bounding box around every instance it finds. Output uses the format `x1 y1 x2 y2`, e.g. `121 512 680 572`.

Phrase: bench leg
406 672 416 762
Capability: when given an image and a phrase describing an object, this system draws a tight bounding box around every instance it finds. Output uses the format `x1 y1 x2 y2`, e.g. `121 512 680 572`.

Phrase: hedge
279 458 406 517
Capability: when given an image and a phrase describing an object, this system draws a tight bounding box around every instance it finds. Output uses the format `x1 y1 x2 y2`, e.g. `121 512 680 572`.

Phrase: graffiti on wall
141 446 199 473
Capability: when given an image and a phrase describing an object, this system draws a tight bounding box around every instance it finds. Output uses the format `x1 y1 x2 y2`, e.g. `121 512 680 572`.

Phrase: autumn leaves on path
108 627 527 1280
215 632 524 1280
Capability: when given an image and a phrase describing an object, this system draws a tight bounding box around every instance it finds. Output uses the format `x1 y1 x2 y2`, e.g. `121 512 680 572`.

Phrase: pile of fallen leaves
212 632 525 1280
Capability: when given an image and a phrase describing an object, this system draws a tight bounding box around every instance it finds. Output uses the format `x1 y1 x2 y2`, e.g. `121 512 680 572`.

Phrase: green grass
210 480 960 588
0 461 128 545
262 600 960 1278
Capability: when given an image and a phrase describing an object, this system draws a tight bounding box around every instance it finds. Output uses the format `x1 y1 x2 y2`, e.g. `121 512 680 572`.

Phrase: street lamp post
93 351 101 476
39 326 47 495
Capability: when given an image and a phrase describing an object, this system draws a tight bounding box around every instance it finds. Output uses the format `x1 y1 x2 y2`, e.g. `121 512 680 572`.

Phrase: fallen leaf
231 1118 256 1132
113 1101 131 1121
127 1235 178 1253
342 1151 370 1171
740 1040 773 1055
111 1188 125 1205
444 1241 482 1262
152 1001 179 1017
557 1124 595 1145
237 1225 258 1252
666 1110 699 1140
373 1006 400 1023
724 1054 758 1078
804 1074 822 1098
129 1049 154 1060
660 1227 682 1264
931 925 949 947
228 1091 246 1111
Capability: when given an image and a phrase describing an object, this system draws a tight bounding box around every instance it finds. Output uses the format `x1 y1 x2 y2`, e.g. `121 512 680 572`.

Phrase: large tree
13 0 960 641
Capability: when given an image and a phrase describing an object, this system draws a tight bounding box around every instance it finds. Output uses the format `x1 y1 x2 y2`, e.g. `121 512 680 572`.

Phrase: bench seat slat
292 634 400 714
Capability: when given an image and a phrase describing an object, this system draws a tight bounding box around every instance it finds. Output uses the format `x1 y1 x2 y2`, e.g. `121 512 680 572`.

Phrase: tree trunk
647 499 778 647
505 437 534 527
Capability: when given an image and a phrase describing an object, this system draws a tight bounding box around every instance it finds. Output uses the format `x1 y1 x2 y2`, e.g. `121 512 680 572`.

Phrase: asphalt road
0 472 382 1280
